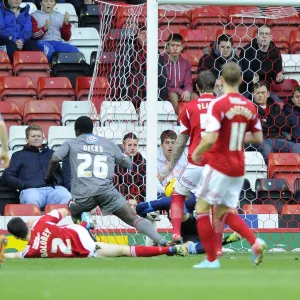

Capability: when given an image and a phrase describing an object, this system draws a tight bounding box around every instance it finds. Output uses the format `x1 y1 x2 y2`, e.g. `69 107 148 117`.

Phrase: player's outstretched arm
46 155 61 179
55 208 69 218
244 131 263 145
4 252 22 259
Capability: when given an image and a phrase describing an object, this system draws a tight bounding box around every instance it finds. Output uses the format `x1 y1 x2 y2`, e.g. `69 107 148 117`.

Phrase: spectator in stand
197 34 239 79
161 33 193 115
157 130 187 197
126 24 168 110
239 25 283 101
283 86 300 147
251 82 299 162
213 78 224 97
0 0 40 61
2 125 71 209
31 0 79 62
114 133 146 203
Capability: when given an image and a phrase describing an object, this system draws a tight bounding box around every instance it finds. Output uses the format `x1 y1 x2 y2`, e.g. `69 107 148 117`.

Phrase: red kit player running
0 209 187 263
158 70 216 244
192 62 265 269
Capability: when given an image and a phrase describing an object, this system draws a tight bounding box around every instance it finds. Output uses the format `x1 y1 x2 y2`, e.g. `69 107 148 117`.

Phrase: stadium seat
48 126 76 150
290 30 300 54
216 27 253 49
44 204 71 215
69 27 99 62
139 101 177 125
0 51 13 76
255 178 292 202
9 125 28 150
267 9 300 26
266 28 290 54
54 3 78 26
20 1 37 14
179 29 216 56
238 178 256 212
62 101 98 126
0 180 19 215
191 6 228 29
228 6 265 26
242 204 277 214
90 51 116 76
0 76 37 99
13 51 50 89
281 204 300 214
37 77 76 100
270 79 298 102
294 178 300 202
23 101 61 137
180 53 200 76
4 204 42 216
158 9 191 31
79 4 100 30
0 101 23 132
76 76 109 101
244 152 267 190
116 6 147 28
100 101 138 125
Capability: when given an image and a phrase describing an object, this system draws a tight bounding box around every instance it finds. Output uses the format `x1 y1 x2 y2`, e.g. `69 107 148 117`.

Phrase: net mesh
89 1 300 252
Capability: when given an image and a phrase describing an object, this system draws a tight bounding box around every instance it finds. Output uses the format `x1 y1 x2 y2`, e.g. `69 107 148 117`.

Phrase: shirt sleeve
38 209 63 225
179 107 191 135
21 245 32 258
205 100 222 133
53 141 71 161
249 112 262 133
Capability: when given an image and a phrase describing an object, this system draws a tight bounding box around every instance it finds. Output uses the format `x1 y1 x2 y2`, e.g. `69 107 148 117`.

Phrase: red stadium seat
267 28 290 54
270 79 298 102
76 76 109 101
180 52 200 75
266 8 300 26
180 29 215 56
228 6 266 26
37 77 76 100
0 51 13 77
281 204 300 214
216 27 253 49
243 204 277 214
290 30 300 54
3 98 36 115
116 6 147 27
191 6 228 29
0 76 37 99
158 9 191 31
13 51 50 89
4 204 42 216
0 101 22 132
44 204 71 215
23 100 61 131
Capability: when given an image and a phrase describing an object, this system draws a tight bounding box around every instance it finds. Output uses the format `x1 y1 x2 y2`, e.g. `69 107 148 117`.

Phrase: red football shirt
21 210 93 258
205 93 262 177
179 93 216 166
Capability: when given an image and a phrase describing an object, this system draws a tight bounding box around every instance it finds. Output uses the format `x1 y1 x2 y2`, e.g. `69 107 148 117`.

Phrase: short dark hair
123 132 138 142
253 81 270 92
7 217 29 239
160 130 177 144
196 70 216 93
217 34 233 45
293 86 300 96
74 116 93 134
221 62 241 87
167 33 183 44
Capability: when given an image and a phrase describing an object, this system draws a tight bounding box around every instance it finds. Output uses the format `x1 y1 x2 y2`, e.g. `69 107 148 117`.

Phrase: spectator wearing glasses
239 25 283 101
197 34 239 79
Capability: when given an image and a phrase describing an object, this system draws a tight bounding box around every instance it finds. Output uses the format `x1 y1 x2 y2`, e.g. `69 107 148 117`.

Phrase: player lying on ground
136 193 241 255
45 116 167 246
191 62 266 269
157 70 217 245
0 208 187 264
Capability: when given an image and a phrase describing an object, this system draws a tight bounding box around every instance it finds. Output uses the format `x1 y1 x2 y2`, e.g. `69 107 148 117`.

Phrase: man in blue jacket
2 124 71 209
0 0 40 61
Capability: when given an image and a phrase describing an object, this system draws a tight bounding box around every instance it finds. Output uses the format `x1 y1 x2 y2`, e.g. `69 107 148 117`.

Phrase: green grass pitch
0 254 299 300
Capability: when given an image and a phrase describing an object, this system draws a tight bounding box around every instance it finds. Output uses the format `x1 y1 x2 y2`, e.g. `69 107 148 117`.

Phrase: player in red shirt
0 208 187 263
191 62 265 269
158 70 216 244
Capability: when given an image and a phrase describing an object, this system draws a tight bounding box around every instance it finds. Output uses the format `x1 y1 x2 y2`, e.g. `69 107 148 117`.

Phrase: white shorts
66 224 97 258
175 162 204 196
194 165 244 209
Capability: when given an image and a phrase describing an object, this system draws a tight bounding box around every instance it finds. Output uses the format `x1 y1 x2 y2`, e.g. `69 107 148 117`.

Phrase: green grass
0 254 299 300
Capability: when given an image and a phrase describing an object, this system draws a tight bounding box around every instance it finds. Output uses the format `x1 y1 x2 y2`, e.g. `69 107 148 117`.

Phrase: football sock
130 246 172 257
136 197 172 217
171 193 185 237
133 218 165 245
196 213 216 262
212 206 224 253
224 212 256 246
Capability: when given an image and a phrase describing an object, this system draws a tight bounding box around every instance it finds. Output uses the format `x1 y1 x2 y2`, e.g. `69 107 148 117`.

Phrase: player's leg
168 92 180 115
136 196 172 217
68 197 98 223
95 242 187 257
171 164 202 244
0 235 8 266
214 177 266 266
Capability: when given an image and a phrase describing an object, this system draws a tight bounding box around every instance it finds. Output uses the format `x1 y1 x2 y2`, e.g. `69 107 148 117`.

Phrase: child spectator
31 0 79 62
